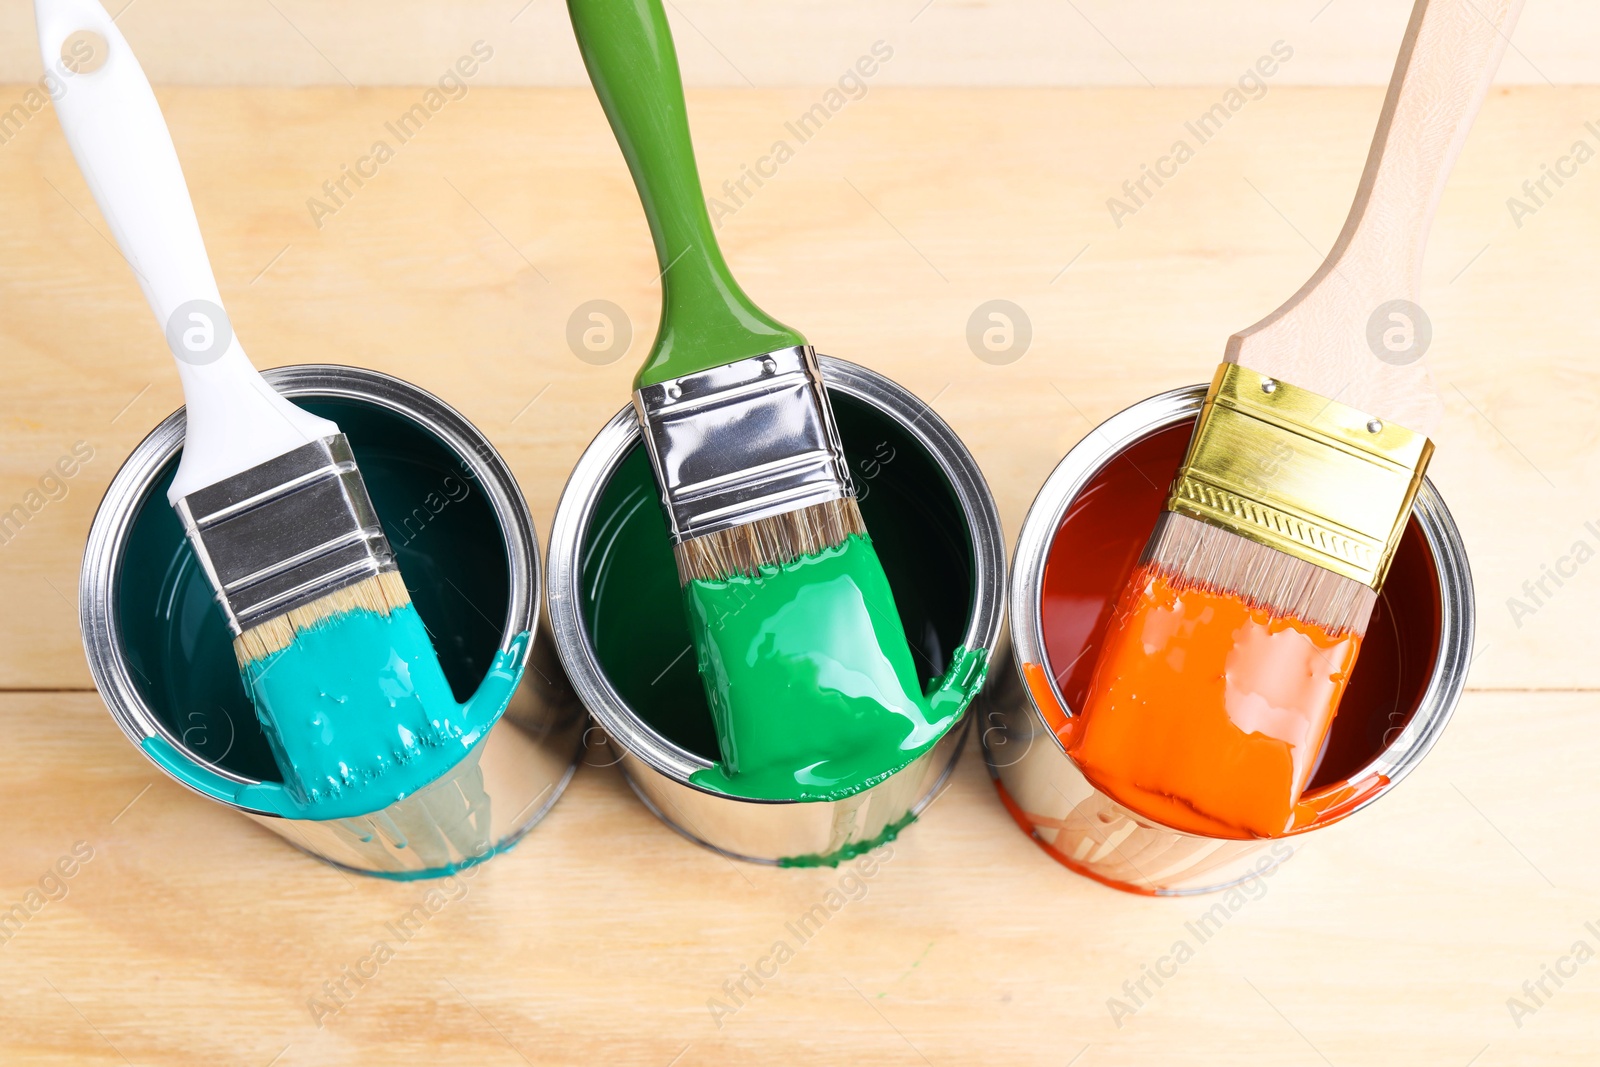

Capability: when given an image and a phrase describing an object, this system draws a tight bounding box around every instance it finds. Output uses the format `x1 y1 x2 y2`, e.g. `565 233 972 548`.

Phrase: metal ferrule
1167 362 1435 589
632 345 854 545
990 382 1473 895
550 355 1006 864
82 366 582 876
173 434 397 635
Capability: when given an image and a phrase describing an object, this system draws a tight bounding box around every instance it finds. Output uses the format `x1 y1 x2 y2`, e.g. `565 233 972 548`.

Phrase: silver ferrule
632 345 854 544
173 434 397 635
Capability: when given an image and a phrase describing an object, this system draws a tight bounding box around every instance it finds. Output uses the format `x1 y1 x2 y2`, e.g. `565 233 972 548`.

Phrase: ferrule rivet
759 357 776 376
1366 418 1383 434
666 383 682 400
1261 378 1277 395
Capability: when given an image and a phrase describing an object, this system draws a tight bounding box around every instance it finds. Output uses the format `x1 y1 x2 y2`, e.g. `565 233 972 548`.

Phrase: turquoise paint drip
141 626 530 823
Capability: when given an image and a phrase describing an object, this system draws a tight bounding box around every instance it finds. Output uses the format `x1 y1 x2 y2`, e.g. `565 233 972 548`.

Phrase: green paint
568 0 982 808
578 392 990 805
683 535 974 801
118 396 519 837
883 941 937 993
580 446 720 759
778 809 918 869
142 631 527 822
567 0 805 388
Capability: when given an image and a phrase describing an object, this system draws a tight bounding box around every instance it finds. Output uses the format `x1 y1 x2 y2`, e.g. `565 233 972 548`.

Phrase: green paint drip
142 625 529 823
684 534 989 802
779 808 919 868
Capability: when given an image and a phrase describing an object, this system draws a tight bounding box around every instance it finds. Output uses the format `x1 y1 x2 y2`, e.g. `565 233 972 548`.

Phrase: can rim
78 365 541 805
546 355 1007 801
1006 383 1475 828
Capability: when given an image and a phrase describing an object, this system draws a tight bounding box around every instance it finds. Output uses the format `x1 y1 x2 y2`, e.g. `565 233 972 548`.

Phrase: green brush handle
567 0 805 389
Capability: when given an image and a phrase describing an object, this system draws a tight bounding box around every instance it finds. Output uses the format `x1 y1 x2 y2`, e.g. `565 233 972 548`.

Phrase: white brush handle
1226 0 1523 435
36 0 336 502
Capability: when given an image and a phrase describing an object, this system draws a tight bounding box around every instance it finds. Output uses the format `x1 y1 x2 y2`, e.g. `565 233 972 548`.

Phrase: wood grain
0 690 1596 1065
1 85 1597 1063
1 86 1596 688
0 1 1589 88
1230 0 1521 432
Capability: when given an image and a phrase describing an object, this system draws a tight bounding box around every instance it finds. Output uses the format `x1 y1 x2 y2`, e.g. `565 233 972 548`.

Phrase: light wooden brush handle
1226 0 1523 435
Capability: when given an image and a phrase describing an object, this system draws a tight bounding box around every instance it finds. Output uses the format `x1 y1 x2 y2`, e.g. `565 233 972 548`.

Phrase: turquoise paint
683 535 983 801
579 390 990 804
243 607 524 812
118 396 521 842
143 733 498 876
142 630 528 822
352 834 511 882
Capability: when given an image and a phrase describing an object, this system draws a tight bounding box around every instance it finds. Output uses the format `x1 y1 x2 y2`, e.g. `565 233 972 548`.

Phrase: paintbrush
567 0 953 796
1069 0 1523 838
40 0 450 806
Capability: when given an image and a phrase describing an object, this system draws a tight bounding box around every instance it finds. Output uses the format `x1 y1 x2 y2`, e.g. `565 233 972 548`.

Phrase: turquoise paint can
81 366 585 879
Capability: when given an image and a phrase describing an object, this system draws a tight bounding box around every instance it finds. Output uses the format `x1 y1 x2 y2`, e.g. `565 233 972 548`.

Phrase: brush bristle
676 497 867 584
1144 512 1377 636
233 570 412 666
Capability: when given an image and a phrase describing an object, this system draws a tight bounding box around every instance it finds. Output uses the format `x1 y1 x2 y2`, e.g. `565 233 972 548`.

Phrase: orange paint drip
1022 661 1072 736
1067 563 1362 840
991 778 1163 897
1289 772 1390 832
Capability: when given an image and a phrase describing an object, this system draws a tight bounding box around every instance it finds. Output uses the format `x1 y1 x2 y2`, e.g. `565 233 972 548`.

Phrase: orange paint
1065 564 1362 839
1021 661 1072 736
1034 421 1442 844
1286 771 1390 831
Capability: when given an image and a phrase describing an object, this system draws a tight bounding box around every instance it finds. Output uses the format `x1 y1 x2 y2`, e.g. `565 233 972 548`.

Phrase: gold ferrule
1166 363 1434 590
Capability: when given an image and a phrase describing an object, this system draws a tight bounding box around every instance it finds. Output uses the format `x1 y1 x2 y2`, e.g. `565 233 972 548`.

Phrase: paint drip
144 617 528 830
683 533 987 802
1066 563 1360 838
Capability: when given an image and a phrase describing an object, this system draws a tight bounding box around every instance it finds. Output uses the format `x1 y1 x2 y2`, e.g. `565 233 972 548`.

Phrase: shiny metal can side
983 384 1473 895
545 356 1005 865
81 365 585 879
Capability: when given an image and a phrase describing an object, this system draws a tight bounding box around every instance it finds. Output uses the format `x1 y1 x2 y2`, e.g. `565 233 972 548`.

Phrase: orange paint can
981 385 1472 895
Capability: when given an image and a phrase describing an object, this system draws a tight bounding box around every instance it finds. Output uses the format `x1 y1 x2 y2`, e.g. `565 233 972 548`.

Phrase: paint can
983 384 1473 895
81 365 586 879
544 356 1005 865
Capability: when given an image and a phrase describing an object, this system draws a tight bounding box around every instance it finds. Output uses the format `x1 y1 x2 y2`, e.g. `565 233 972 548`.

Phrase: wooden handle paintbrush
567 0 966 799
39 0 506 815
1069 0 1523 839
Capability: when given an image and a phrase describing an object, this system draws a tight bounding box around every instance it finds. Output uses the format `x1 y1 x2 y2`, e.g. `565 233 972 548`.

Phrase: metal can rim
1005 383 1475 831
78 364 542 807
546 354 1007 802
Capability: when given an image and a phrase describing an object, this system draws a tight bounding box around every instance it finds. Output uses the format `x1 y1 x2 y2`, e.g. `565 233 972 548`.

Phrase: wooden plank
0 0 1589 88
0 86 1594 689
0 689 1594 1064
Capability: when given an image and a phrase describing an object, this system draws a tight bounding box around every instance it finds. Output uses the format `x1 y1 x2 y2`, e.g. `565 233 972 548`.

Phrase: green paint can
546 356 1005 865
81 366 585 879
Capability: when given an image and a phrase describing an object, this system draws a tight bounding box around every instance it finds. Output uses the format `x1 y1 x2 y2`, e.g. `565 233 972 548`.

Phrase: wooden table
1 85 1596 1066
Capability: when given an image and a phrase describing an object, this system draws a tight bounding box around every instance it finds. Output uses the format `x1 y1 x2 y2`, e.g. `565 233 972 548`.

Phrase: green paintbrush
567 0 955 799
